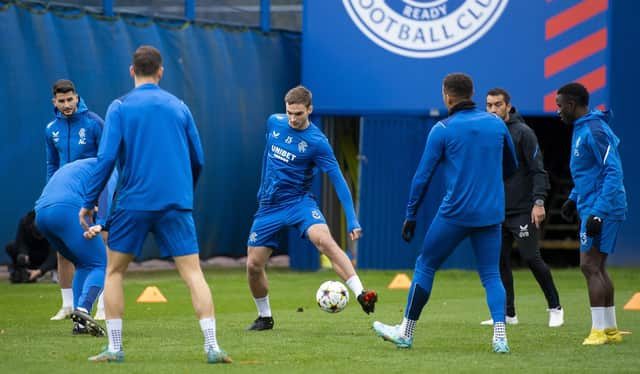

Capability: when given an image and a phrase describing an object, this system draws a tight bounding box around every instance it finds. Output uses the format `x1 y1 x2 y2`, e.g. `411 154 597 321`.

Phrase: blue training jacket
82 83 204 211
45 97 104 181
406 105 518 227
35 158 118 225
256 114 360 232
569 110 627 220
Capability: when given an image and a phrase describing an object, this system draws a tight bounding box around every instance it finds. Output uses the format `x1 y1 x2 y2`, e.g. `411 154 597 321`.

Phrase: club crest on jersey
298 140 308 153
342 0 509 58
311 210 322 220
518 224 529 238
78 128 87 145
249 232 258 243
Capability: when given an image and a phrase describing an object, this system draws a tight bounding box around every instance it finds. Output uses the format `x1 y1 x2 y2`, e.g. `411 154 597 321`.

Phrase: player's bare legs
174 253 231 363
247 246 272 298
580 247 610 307
246 246 274 330
307 224 355 280
103 249 133 320
580 246 619 345
174 253 215 319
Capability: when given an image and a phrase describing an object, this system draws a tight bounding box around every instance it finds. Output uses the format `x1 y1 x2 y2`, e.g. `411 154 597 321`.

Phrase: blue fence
0 2 301 263
357 116 474 270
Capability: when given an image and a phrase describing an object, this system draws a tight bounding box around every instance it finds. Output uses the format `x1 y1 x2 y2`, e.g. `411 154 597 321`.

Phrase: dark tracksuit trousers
501 213 560 317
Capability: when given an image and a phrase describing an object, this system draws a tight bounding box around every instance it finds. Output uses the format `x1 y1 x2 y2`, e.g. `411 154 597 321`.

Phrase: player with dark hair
482 87 563 327
556 82 626 345
79 45 230 364
245 85 377 331
372 73 518 353
46 78 105 321
35 158 116 336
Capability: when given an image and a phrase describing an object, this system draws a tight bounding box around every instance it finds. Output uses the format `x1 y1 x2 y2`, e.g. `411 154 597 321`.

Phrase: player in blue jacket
79 46 230 364
46 79 104 322
35 158 116 336
46 79 103 180
372 73 518 353
245 86 377 331
556 82 627 346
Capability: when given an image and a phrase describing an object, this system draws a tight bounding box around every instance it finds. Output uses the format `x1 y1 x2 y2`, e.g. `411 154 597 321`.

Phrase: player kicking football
245 85 377 331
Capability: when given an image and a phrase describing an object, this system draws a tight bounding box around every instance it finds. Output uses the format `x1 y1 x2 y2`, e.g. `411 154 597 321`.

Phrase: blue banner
303 0 610 115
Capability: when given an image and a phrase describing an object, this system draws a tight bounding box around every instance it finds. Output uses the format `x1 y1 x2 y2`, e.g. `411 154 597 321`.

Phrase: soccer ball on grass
316 280 349 313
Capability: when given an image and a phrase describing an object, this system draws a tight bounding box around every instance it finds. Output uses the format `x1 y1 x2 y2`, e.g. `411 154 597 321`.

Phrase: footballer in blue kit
245 86 377 331
79 46 230 364
372 73 518 353
46 79 104 322
556 82 627 346
35 157 116 336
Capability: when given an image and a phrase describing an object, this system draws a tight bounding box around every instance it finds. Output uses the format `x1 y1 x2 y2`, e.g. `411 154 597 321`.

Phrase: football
316 280 349 313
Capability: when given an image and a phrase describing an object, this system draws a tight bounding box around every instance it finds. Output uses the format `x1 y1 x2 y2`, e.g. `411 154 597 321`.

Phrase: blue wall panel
608 1 640 266
0 3 301 263
357 116 475 270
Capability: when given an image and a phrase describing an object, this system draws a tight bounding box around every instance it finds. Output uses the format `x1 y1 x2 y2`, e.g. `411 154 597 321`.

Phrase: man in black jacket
5 210 56 283
481 88 564 327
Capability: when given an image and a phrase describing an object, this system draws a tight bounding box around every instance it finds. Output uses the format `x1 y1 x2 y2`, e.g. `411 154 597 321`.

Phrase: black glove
586 215 603 237
560 200 577 222
401 220 416 242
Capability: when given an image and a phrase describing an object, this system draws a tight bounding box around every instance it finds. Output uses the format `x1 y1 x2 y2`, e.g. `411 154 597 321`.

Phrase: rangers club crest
342 0 509 58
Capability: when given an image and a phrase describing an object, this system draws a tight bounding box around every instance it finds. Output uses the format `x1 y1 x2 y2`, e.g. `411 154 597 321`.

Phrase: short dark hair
133 45 162 76
557 82 589 106
487 87 511 105
285 85 312 107
443 73 473 100
52 79 76 96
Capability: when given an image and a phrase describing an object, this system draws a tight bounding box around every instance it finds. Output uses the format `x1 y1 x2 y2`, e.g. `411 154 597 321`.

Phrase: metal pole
103 0 114 17
260 0 270 32
185 0 195 21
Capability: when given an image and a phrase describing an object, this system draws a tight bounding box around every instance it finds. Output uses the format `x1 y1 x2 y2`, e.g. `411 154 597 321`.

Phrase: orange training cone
136 286 168 303
623 292 640 311
388 273 412 289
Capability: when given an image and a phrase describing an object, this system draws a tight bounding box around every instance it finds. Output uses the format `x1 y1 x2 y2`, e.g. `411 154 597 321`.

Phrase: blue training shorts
579 215 622 254
107 208 199 258
35 204 106 268
247 196 326 248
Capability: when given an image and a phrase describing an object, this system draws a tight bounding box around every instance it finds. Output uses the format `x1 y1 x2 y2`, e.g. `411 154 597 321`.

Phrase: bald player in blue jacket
373 73 518 354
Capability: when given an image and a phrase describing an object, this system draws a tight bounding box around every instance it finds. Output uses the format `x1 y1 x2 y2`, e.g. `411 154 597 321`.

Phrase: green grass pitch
1 267 639 373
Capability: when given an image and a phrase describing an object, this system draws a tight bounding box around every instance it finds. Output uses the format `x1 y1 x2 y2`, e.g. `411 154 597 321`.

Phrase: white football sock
97 292 105 312
61 288 73 309
200 318 219 352
254 295 272 317
346 275 364 296
591 307 605 330
106 319 123 352
604 306 617 329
